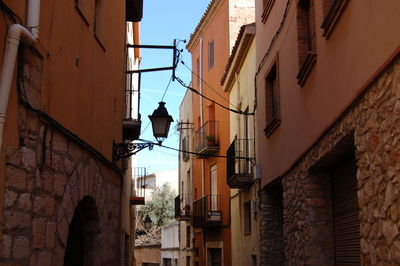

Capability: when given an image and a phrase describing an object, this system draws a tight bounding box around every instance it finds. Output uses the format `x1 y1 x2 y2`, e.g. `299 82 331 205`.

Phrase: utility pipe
0 0 40 153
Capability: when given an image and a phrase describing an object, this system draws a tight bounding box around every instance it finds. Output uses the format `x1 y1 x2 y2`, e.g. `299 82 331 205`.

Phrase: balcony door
210 164 218 211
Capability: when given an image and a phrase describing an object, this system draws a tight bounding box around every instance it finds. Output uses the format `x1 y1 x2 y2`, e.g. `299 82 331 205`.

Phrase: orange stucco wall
0 0 126 235
188 0 232 265
255 0 400 187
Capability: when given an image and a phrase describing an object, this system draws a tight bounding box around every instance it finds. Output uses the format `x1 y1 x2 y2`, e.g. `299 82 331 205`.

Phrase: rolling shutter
332 157 360 265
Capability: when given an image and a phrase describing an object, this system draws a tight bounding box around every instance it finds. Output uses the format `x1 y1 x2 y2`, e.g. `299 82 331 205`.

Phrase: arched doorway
64 196 100 266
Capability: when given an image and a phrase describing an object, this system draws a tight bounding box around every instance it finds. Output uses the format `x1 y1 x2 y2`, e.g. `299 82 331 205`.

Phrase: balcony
192 194 222 228
227 139 254 188
194 121 219 157
175 194 192 221
130 167 147 205
124 70 141 141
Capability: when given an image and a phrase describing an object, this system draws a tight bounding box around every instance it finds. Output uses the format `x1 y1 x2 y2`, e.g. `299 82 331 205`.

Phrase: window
296 0 317 86
244 201 251 235
208 40 214 69
321 0 349 38
264 62 280 137
182 136 189 162
186 226 191 247
261 0 275 23
208 248 222 266
186 256 191 266
163 258 172 266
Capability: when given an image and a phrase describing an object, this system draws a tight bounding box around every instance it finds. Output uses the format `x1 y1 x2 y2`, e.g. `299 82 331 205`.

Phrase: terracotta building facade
184 0 255 265
0 0 142 265
255 0 400 265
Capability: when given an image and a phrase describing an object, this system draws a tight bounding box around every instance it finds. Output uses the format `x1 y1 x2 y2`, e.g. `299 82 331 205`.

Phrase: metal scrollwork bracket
113 141 154 161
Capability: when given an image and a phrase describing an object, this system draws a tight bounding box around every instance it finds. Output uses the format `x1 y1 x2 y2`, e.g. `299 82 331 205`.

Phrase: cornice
186 0 223 51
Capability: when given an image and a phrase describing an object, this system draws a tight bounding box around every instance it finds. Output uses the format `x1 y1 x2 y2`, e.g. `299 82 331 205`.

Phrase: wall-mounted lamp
113 102 173 161
144 214 152 230
149 102 173 144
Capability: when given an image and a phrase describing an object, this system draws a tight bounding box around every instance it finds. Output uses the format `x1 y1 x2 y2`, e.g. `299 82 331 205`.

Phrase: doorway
64 196 100 266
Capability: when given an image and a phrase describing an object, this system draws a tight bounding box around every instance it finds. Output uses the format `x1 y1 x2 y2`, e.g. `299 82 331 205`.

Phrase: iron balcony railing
227 139 254 188
192 194 222 228
123 70 141 141
174 194 193 221
194 120 219 156
130 167 147 205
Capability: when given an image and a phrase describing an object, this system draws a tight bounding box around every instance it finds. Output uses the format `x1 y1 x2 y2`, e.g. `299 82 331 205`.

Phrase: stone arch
63 196 101 266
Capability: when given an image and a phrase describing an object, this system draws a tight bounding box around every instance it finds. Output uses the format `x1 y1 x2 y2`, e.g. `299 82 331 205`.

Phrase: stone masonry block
4 190 18 209
37 250 52 266
1 234 12 258
52 131 68 153
54 173 67 196
44 196 56 217
6 166 27 190
32 218 46 249
17 193 32 211
5 147 22 166
33 196 44 214
46 221 56 248
57 210 68 247
21 147 36 170
4 211 31 230
12 236 30 259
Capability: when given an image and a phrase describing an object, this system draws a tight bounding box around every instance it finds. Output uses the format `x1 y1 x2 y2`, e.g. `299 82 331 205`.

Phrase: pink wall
255 0 400 186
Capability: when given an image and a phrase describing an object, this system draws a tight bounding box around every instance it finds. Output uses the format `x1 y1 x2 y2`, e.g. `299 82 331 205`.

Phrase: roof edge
221 23 256 90
186 0 223 51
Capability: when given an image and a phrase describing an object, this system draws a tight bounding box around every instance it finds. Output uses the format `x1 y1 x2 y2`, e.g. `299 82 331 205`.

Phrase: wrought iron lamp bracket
113 141 154 161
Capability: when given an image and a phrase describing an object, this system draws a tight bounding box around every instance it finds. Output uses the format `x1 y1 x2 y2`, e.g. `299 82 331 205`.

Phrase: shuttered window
332 157 360 265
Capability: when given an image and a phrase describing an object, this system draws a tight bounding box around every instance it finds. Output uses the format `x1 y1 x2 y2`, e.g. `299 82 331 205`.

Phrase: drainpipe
0 0 40 153
199 37 205 197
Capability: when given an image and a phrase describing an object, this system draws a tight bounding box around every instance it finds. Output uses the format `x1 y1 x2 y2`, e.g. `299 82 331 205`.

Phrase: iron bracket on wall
113 141 154 161
126 42 178 80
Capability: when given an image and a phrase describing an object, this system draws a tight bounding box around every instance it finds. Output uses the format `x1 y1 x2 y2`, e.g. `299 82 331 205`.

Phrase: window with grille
244 201 251 235
208 40 215 69
296 0 317 86
264 62 280 137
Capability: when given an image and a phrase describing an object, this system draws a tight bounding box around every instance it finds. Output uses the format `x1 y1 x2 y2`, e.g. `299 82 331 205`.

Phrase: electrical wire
180 59 237 109
175 76 254 116
0 1 23 24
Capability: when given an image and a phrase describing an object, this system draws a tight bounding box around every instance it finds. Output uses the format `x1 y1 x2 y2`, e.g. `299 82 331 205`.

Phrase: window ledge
321 0 349 38
261 0 275 24
264 117 281 137
297 52 316 87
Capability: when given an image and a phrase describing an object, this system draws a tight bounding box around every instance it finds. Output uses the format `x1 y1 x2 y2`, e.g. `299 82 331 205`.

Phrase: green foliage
141 183 176 228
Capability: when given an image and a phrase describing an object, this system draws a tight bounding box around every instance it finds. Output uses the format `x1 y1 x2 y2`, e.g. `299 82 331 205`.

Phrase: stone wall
260 55 400 265
0 49 122 266
259 185 284 266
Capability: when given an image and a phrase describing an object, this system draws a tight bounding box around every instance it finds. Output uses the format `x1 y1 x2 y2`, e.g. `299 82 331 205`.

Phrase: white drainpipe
0 0 40 152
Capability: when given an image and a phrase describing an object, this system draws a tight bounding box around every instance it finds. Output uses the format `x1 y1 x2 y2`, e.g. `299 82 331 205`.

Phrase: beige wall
224 33 260 266
135 246 161 266
255 0 400 186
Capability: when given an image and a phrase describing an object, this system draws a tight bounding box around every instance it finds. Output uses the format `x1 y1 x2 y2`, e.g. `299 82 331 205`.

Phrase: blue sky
136 0 210 173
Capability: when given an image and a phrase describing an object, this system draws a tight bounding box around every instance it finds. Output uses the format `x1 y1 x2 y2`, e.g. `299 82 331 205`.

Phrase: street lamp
144 214 152 230
112 102 174 161
149 102 173 144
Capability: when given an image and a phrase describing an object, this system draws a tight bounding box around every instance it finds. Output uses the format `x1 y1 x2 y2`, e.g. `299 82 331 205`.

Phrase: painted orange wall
188 0 232 265
255 0 400 186
0 0 126 235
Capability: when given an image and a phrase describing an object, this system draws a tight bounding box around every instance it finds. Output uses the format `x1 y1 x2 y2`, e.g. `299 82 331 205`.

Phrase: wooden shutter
332 157 360 265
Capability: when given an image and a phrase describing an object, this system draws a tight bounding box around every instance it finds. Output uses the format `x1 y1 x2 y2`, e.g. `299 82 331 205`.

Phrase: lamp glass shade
149 102 173 142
